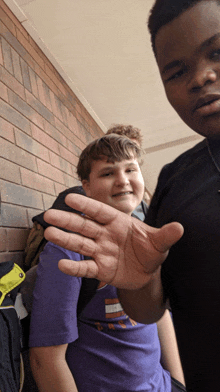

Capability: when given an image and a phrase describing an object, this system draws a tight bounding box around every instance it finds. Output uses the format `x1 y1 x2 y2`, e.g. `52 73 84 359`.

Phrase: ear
82 179 91 197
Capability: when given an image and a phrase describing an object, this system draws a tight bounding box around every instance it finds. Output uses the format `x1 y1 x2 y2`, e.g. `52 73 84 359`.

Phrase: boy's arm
30 345 79 392
157 310 185 386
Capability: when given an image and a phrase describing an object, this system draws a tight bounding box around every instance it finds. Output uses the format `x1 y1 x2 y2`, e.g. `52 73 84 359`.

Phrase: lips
112 191 133 197
193 94 220 113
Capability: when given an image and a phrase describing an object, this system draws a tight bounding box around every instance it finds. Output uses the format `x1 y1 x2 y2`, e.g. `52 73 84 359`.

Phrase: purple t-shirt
29 242 171 392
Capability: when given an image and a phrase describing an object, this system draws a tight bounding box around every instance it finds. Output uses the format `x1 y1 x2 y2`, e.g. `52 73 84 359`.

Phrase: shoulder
159 139 206 185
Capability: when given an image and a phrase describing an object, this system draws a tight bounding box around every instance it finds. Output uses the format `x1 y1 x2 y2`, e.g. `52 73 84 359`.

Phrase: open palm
44 194 183 290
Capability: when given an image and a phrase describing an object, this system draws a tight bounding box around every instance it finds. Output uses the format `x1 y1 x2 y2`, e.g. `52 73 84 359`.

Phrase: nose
115 172 129 187
189 65 217 91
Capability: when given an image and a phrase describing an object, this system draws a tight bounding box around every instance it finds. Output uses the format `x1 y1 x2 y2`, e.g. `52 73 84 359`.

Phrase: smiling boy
29 135 185 392
43 1 220 391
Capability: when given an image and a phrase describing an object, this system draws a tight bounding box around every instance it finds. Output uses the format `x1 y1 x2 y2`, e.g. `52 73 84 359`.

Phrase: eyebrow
161 32 220 75
97 161 137 174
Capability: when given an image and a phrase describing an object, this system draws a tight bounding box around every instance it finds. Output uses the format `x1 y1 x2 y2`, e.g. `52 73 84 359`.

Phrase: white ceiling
6 0 203 193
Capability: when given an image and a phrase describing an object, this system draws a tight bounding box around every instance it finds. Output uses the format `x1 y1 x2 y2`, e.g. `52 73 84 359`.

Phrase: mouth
193 94 220 115
112 191 133 197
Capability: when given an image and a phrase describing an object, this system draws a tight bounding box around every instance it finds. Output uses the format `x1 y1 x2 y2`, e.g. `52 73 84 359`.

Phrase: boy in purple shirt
30 134 185 391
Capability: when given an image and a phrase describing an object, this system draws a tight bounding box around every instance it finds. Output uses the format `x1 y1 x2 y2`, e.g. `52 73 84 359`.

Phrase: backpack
0 260 26 392
20 186 99 391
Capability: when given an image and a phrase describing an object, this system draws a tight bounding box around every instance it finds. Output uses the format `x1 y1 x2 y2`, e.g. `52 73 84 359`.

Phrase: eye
210 48 220 61
166 68 185 82
101 172 113 177
126 167 136 173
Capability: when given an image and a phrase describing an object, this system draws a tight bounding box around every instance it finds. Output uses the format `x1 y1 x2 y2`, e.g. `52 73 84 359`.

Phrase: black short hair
148 0 220 55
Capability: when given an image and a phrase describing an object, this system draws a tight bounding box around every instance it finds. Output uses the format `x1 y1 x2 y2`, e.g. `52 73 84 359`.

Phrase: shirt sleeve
29 242 83 347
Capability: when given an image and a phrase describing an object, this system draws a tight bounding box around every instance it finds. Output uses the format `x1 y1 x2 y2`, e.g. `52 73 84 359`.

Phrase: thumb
149 222 184 254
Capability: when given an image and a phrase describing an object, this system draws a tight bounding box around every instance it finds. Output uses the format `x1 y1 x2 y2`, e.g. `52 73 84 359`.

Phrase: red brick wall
0 0 104 265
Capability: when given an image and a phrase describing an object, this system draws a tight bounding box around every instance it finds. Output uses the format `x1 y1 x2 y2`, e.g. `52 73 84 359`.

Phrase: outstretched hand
44 194 183 290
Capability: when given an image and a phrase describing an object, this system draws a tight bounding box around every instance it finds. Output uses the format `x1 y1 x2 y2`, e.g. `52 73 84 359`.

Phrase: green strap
0 264 25 306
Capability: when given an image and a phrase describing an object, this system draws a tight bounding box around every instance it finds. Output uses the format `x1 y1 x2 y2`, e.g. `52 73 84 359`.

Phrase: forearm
157 310 185 385
30 348 79 392
118 268 166 324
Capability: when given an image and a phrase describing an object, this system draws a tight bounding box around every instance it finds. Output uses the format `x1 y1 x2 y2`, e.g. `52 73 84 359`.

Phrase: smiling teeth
114 192 132 196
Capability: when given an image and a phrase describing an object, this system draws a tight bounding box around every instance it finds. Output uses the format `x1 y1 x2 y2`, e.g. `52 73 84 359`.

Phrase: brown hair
106 124 143 147
77 134 141 181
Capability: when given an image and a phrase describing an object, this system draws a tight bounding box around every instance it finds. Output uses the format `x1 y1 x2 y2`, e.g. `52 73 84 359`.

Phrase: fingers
58 258 99 278
44 226 96 256
149 222 184 253
44 209 101 240
65 194 118 224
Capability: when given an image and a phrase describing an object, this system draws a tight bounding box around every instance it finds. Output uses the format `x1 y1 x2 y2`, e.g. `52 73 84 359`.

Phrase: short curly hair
106 124 143 147
77 134 141 181
148 0 220 55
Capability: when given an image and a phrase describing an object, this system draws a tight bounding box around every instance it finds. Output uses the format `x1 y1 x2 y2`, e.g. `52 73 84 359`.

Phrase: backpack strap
77 268 99 317
0 261 25 306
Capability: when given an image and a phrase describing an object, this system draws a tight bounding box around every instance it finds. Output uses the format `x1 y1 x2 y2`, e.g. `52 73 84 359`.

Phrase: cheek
166 87 189 118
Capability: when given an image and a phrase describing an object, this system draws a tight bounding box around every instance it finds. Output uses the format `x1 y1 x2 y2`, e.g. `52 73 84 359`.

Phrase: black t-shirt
145 138 220 392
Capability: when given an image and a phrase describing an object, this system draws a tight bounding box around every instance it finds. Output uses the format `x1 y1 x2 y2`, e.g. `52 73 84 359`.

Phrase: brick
29 67 39 99
49 89 58 115
0 1 21 30
67 112 80 137
49 150 73 175
6 228 29 251
0 81 8 101
0 5 16 36
0 20 35 73
0 37 3 65
15 128 50 162
15 24 29 44
59 144 78 166
0 228 7 251
37 159 65 185
7 89 44 130
0 203 28 227
0 20 26 58
36 74 47 106
71 135 86 151
0 251 25 267
31 123 60 154
0 180 44 209
0 157 21 183
20 57 31 91
78 122 93 145
0 252 14 263
44 120 68 148
54 116 75 142
16 28 45 71
27 208 44 228
54 182 67 196
0 64 25 100
0 137 37 171
11 47 23 83
42 81 52 112
53 95 63 121
25 89 54 125
60 102 68 126
0 99 31 134
63 172 77 188
67 139 81 157
0 117 15 142
42 193 56 210
20 167 55 195
1 36 13 74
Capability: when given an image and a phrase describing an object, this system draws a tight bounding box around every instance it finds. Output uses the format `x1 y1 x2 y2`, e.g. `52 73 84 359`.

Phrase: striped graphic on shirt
105 298 125 319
